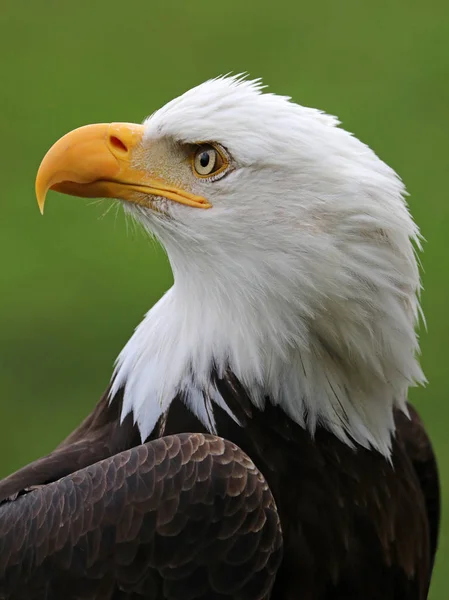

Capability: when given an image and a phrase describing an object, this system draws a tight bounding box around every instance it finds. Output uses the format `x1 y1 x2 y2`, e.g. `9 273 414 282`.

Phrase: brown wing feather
0 433 282 600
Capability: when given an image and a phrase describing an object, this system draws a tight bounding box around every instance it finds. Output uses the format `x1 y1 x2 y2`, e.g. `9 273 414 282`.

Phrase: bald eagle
0 77 439 599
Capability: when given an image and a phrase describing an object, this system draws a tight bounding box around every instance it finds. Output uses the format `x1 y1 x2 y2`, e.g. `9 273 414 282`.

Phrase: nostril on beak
106 123 145 160
108 135 129 156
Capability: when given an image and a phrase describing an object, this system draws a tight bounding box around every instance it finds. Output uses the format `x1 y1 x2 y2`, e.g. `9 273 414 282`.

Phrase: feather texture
0 383 438 599
0 431 282 600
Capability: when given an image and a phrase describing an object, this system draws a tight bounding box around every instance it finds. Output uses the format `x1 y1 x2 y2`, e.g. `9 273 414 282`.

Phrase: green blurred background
1 0 447 595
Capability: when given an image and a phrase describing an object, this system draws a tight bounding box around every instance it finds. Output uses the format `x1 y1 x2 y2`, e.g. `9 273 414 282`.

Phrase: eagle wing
0 433 282 600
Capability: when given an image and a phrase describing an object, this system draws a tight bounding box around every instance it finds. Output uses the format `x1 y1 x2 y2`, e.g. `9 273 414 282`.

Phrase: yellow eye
192 144 228 179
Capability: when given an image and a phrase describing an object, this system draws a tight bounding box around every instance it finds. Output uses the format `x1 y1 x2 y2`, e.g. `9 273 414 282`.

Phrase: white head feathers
110 75 424 457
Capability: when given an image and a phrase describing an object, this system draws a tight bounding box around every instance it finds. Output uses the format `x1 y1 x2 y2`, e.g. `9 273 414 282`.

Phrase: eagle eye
192 144 229 180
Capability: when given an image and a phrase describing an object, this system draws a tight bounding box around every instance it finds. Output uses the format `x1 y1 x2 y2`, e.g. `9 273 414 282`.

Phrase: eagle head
36 76 424 457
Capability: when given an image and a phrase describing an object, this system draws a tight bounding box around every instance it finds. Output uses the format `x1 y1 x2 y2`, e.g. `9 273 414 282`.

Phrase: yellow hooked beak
35 122 212 214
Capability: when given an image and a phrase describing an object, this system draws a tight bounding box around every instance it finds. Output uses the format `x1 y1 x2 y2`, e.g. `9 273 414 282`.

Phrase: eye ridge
192 143 229 180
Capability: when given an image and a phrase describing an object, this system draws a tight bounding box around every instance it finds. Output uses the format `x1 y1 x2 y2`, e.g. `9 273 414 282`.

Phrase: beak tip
36 188 46 215
35 172 47 215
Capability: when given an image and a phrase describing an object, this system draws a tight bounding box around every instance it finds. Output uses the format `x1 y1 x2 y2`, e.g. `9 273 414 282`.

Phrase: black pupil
200 151 210 168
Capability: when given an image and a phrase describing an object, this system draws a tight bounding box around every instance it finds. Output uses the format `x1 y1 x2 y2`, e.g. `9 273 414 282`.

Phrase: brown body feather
0 375 439 599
